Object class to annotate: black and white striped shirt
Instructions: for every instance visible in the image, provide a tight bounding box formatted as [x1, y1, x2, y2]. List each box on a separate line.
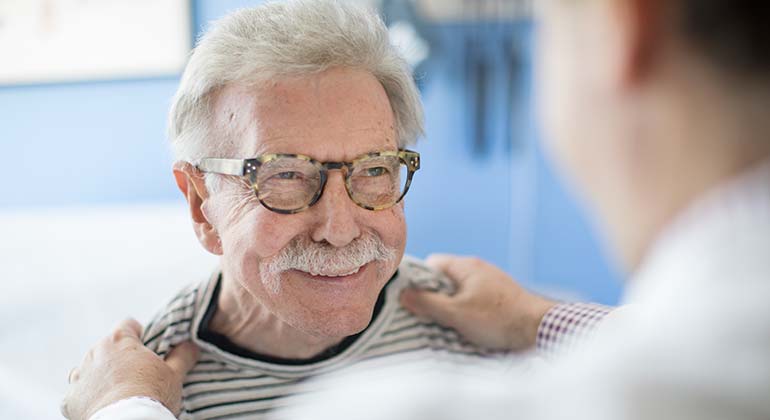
[142, 256, 498, 420]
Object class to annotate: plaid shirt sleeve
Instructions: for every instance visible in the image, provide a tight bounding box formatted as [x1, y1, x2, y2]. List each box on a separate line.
[536, 302, 614, 357]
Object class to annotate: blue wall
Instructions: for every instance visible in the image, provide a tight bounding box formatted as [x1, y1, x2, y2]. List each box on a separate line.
[0, 0, 622, 304]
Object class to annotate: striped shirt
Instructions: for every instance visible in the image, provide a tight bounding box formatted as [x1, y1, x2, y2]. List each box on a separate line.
[142, 256, 499, 420]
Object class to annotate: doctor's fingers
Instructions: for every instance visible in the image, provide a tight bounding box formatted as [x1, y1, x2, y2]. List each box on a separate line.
[424, 254, 485, 287]
[111, 318, 143, 342]
[399, 287, 461, 327]
[165, 341, 200, 378]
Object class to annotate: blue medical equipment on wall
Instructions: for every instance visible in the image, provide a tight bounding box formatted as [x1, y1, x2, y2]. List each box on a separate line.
[381, 0, 530, 156]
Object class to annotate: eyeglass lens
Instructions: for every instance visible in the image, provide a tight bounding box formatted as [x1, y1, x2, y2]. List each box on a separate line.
[254, 155, 408, 211]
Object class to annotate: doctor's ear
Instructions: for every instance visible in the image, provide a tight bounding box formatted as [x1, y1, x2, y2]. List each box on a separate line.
[614, 0, 664, 87]
[173, 162, 223, 256]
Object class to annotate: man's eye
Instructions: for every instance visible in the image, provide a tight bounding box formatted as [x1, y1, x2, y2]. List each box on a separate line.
[273, 171, 302, 180]
[364, 167, 387, 177]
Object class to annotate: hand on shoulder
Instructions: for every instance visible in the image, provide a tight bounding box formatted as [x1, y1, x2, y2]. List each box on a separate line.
[61, 319, 199, 420]
[400, 254, 556, 352]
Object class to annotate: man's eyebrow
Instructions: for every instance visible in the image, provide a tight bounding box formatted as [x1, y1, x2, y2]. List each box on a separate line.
[247, 131, 396, 157]
[246, 135, 300, 156]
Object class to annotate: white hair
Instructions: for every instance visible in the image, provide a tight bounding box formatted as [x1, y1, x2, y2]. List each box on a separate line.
[168, 0, 424, 170]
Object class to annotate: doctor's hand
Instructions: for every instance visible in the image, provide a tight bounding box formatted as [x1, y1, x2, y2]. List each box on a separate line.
[61, 318, 198, 420]
[400, 254, 557, 352]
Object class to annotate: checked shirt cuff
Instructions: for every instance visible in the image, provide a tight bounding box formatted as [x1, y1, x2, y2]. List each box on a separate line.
[536, 302, 613, 357]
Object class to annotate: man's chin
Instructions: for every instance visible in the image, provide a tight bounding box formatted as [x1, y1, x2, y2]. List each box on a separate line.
[293, 309, 375, 341]
[276, 258, 398, 339]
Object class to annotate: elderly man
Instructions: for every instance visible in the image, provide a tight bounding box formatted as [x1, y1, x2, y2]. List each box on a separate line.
[64, 0, 770, 419]
[61, 1, 509, 420]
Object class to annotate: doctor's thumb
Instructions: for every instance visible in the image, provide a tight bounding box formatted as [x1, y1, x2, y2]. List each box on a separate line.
[400, 288, 458, 328]
[165, 341, 199, 378]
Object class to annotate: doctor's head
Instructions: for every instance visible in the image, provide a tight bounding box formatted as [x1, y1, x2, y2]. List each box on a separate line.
[167, 1, 422, 341]
[535, 0, 770, 269]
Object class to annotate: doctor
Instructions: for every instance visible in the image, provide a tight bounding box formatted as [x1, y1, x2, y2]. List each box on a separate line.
[62, 0, 770, 418]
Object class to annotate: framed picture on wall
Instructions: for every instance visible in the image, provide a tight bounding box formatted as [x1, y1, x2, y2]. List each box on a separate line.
[0, 0, 192, 85]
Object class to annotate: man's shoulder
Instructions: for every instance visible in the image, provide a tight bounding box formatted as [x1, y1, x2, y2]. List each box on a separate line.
[141, 279, 209, 356]
[378, 256, 502, 358]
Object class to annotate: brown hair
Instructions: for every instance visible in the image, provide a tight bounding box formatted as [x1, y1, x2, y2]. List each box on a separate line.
[677, 1, 770, 75]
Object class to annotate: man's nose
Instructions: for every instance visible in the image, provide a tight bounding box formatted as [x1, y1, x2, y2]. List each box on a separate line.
[310, 170, 362, 247]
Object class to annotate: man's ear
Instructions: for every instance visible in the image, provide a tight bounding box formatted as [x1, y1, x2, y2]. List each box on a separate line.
[614, 0, 663, 86]
[173, 162, 223, 256]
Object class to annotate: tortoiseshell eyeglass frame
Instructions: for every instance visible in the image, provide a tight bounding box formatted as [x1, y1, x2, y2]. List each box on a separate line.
[196, 149, 420, 214]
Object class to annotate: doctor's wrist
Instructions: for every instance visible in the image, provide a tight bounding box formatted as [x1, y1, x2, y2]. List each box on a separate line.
[509, 294, 558, 352]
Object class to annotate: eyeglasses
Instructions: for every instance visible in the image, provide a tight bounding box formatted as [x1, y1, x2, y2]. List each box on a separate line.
[196, 149, 420, 214]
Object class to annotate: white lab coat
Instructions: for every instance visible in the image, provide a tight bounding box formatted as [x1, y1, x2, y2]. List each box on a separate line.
[90, 159, 770, 420]
[285, 158, 770, 420]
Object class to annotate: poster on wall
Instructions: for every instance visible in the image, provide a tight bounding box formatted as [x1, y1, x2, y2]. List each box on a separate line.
[0, 0, 191, 85]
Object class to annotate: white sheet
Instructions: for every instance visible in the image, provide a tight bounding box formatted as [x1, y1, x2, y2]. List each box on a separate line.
[0, 203, 218, 419]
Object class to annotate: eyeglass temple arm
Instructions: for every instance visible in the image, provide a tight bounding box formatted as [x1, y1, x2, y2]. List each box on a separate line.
[197, 158, 247, 176]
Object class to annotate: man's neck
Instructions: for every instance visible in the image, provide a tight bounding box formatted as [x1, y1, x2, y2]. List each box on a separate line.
[208, 275, 345, 360]
[618, 67, 770, 271]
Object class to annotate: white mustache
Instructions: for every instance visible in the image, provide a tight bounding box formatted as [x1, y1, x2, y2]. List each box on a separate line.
[260, 232, 397, 281]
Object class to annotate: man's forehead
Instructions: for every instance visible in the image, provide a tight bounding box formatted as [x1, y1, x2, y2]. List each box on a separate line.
[210, 69, 397, 159]
[247, 129, 398, 158]
[233, 120, 398, 161]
